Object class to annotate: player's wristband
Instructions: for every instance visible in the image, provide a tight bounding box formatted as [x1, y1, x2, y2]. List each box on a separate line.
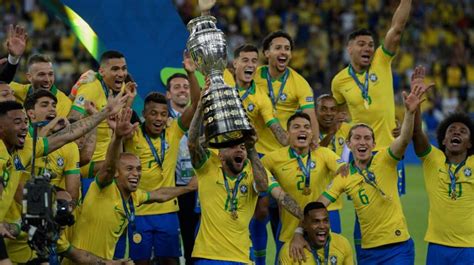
[294, 227, 304, 235]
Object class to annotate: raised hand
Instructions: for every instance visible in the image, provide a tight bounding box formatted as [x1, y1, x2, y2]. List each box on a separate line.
[244, 127, 258, 150]
[105, 91, 128, 116]
[114, 108, 138, 138]
[6, 24, 27, 57]
[124, 81, 138, 107]
[404, 66, 433, 113]
[183, 50, 197, 73]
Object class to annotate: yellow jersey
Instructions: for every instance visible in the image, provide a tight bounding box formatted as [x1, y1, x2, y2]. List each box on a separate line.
[320, 123, 351, 158]
[279, 232, 354, 265]
[70, 179, 150, 259]
[323, 148, 410, 248]
[192, 151, 279, 263]
[0, 136, 48, 221]
[419, 145, 474, 247]
[254, 66, 314, 127]
[27, 127, 80, 189]
[331, 46, 396, 150]
[224, 71, 285, 155]
[10, 82, 72, 118]
[124, 119, 186, 215]
[262, 147, 344, 242]
[72, 79, 110, 162]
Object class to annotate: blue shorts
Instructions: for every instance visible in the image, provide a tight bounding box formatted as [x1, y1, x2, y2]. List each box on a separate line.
[129, 213, 181, 260]
[359, 238, 414, 265]
[194, 258, 246, 265]
[427, 243, 474, 265]
[328, 210, 341, 233]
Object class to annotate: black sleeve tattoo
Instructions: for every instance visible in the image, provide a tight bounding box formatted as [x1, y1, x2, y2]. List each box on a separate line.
[248, 147, 268, 192]
[269, 123, 288, 146]
[188, 101, 208, 168]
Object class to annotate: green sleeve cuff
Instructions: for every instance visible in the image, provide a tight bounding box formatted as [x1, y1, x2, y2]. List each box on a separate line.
[42, 137, 49, 156]
[381, 44, 395, 57]
[146, 191, 151, 202]
[322, 191, 337, 203]
[416, 145, 432, 158]
[60, 244, 73, 255]
[64, 169, 80, 175]
[71, 105, 86, 115]
[300, 104, 314, 110]
[388, 148, 402, 161]
[267, 182, 280, 194]
[177, 116, 188, 132]
[194, 149, 210, 170]
[265, 118, 279, 127]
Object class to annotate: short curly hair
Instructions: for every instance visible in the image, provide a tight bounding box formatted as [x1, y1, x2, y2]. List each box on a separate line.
[436, 113, 474, 156]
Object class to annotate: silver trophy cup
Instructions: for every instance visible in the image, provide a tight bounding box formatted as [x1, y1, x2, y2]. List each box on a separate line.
[187, 16, 252, 148]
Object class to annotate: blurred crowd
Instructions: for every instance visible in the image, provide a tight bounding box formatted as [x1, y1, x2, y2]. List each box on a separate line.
[0, 0, 95, 94]
[175, 0, 474, 135]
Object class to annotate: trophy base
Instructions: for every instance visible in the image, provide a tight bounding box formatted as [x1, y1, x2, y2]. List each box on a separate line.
[207, 129, 252, 149]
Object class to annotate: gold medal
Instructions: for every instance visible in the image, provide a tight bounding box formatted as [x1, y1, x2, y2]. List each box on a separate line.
[364, 99, 369, 109]
[231, 210, 238, 220]
[302, 187, 311, 196]
[133, 233, 142, 244]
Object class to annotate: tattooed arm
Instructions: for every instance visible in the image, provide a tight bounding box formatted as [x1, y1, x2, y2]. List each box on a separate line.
[269, 123, 289, 146]
[47, 92, 127, 154]
[271, 187, 303, 219]
[78, 127, 97, 167]
[187, 94, 208, 168]
[248, 147, 268, 192]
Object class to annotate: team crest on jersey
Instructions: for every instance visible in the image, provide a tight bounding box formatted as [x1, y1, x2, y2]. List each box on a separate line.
[57, 157, 64, 167]
[464, 167, 472, 177]
[240, 184, 248, 194]
[310, 160, 316, 169]
[369, 73, 378, 82]
[280, 93, 287, 101]
[306, 96, 314, 102]
[338, 137, 344, 145]
[330, 255, 337, 265]
[247, 103, 255, 112]
[75, 95, 85, 105]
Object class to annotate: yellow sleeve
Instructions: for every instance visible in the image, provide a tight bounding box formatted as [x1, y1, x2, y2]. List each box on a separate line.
[9, 82, 29, 103]
[378, 45, 396, 66]
[64, 143, 80, 176]
[259, 94, 278, 127]
[296, 76, 314, 110]
[322, 176, 346, 203]
[72, 85, 94, 114]
[266, 169, 280, 193]
[323, 148, 345, 174]
[134, 188, 151, 206]
[56, 231, 72, 254]
[223, 68, 235, 87]
[331, 76, 345, 105]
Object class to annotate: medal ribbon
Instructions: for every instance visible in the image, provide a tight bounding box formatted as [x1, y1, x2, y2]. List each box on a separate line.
[353, 161, 388, 199]
[319, 133, 336, 152]
[237, 84, 253, 102]
[310, 235, 331, 265]
[120, 192, 136, 233]
[348, 64, 370, 103]
[141, 125, 166, 168]
[98, 76, 110, 99]
[222, 169, 246, 213]
[291, 148, 312, 190]
[266, 68, 290, 108]
[446, 159, 466, 198]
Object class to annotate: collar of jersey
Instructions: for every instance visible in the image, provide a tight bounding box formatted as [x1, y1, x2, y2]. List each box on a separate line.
[288, 147, 309, 159]
[260, 66, 287, 82]
[28, 84, 58, 96]
[237, 81, 256, 95]
[350, 155, 375, 175]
